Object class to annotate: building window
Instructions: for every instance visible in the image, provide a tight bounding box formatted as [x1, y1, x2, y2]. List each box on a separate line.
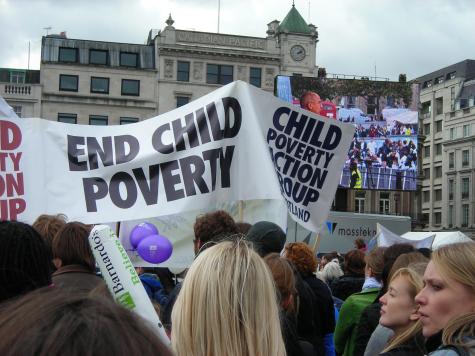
[250, 67, 262, 87]
[434, 166, 442, 178]
[90, 77, 109, 94]
[421, 101, 431, 118]
[354, 191, 365, 213]
[58, 113, 77, 124]
[121, 79, 140, 96]
[435, 97, 443, 115]
[447, 71, 456, 80]
[10, 70, 25, 84]
[120, 117, 139, 125]
[434, 212, 441, 225]
[450, 127, 456, 140]
[11, 105, 22, 117]
[120, 52, 138, 67]
[424, 167, 430, 179]
[448, 179, 454, 201]
[435, 76, 444, 85]
[177, 61, 190, 82]
[424, 146, 430, 158]
[89, 115, 108, 126]
[435, 120, 442, 132]
[424, 123, 430, 135]
[448, 205, 454, 227]
[449, 152, 455, 169]
[89, 49, 108, 65]
[434, 189, 442, 201]
[176, 96, 190, 108]
[379, 192, 390, 215]
[462, 149, 470, 167]
[422, 80, 432, 89]
[59, 74, 79, 92]
[462, 204, 469, 227]
[59, 47, 78, 63]
[462, 177, 470, 199]
[435, 143, 442, 156]
[450, 87, 456, 111]
[463, 124, 471, 137]
[206, 64, 233, 85]
[423, 190, 430, 203]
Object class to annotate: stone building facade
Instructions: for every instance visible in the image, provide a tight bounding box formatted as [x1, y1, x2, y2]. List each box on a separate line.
[416, 60, 475, 237]
[34, 5, 318, 124]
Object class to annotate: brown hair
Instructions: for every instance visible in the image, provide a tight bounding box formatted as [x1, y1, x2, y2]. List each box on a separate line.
[388, 251, 429, 282]
[193, 210, 238, 245]
[32, 214, 67, 252]
[264, 253, 297, 312]
[284, 242, 317, 274]
[354, 238, 366, 249]
[365, 247, 386, 281]
[52, 222, 95, 271]
[0, 287, 173, 356]
[344, 249, 366, 275]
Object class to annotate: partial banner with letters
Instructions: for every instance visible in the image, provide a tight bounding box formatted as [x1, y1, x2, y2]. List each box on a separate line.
[0, 81, 354, 233]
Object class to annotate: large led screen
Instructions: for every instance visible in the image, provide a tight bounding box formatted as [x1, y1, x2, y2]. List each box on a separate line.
[275, 75, 419, 191]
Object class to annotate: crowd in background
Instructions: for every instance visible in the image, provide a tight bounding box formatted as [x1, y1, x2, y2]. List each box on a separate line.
[348, 136, 417, 171]
[0, 212, 474, 356]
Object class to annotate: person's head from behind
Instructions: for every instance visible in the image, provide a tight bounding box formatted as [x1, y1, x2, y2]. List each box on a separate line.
[264, 253, 296, 313]
[321, 259, 344, 285]
[193, 210, 238, 254]
[52, 222, 95, 271]
[0, 221, 52, 303]
[380, 266, 425, 334]
[364, 247, 386, 282]
[171, 240, 285, 356]
[415, 242, 475, 338]
[343, 249, 366, 276]
[246, 221, 286, 257]
[283, 242, 317, 276]
[354, 238, 366, 250]
[32, 214, 67, 254]
[0, 288, 172, 356]
[381, 243, 416, 292]
[300, 91, 322, 115]
[388, 251, 429, 283]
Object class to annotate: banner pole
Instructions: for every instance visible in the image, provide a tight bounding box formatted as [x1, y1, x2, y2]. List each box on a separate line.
[312, 233, 321, 254]
[238, 200, 244, 222]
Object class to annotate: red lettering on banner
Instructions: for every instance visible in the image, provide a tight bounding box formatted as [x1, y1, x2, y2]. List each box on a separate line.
[0, 120, 26, 220]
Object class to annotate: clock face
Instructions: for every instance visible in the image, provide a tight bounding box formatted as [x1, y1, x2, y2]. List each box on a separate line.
[290, 45, 306, 61]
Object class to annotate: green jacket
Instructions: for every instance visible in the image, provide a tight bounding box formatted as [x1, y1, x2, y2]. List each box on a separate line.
[334, 287, 380, 356]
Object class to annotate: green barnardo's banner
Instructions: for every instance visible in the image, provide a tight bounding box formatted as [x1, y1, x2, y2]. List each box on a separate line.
[0, 81, 354, 232]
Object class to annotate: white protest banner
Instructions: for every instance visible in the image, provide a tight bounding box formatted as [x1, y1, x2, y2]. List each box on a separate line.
[89, 224, 170, 343]
[0, 81, 354, 233]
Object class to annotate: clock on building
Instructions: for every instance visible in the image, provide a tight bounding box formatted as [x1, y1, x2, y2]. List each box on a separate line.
[290, 45, 306, 61]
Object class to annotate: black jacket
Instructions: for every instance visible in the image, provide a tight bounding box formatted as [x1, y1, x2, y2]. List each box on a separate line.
[330, 273, 365, 301]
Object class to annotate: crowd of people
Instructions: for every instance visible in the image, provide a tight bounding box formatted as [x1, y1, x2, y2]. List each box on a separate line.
[0, 213, 474, 356]
[347, 136, 417, 171]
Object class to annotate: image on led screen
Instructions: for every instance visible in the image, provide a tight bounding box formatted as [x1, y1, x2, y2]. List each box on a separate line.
[275, 75, 419, 191]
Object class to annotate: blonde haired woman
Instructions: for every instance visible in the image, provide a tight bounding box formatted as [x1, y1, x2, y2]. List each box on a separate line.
[415, 242, 475, 355]
[379, 266, 427, 355]
[171, 240, 286, 356]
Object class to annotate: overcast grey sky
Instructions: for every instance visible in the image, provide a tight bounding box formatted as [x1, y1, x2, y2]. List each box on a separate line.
[1, 0, 474, 80]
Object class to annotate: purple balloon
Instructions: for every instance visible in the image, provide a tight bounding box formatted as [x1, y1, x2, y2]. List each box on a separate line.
[137, 234, 173, 264]
[129, 222, 158, 248]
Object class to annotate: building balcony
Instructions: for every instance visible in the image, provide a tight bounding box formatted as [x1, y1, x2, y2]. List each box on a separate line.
[1, 83, 42, 101]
